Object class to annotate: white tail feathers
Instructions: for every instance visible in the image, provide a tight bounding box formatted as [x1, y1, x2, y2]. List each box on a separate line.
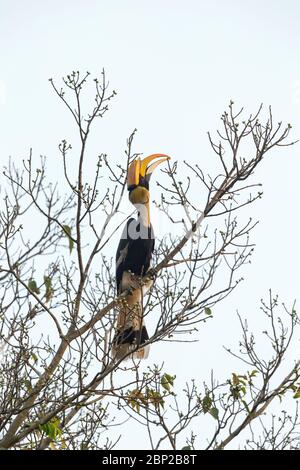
[113, 341, 150, 361]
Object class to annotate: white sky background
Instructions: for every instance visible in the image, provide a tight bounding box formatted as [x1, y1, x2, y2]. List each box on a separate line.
[0, 0, 300, 449]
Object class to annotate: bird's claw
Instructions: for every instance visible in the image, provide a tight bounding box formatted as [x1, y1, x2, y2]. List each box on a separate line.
[147, 268, 158, 280]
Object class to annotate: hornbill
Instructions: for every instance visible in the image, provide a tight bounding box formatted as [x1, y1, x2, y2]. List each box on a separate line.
[113, 154, 170, 360]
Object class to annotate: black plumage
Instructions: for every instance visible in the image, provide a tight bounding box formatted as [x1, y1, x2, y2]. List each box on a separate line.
[115, 217, 155, 294]
[113, 216, 154, 356]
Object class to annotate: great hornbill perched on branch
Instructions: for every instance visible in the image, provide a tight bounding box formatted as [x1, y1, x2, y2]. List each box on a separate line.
[113, 154, 170, 360]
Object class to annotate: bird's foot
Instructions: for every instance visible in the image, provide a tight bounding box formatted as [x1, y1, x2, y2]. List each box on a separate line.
[147, 268, 158, 280]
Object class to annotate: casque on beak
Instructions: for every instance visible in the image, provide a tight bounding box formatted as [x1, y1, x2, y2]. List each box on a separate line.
[127, 154, 170, 190]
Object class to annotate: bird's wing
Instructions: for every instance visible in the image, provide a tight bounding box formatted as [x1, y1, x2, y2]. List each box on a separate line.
[115, 217, 135, 293]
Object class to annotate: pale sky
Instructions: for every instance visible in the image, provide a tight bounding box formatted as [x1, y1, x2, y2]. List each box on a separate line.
[1, 0, 300, 449]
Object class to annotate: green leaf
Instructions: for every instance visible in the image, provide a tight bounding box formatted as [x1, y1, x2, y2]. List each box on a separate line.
[204, 307, 212, 315]
[293, 388, 300, 399]
[146, 389, 165, 409]
[39, 419, 62, 441]
[31, 353, 38, 363]
[232, 373, 239, 386]
[63, 225, 74, 253]
[127, 389, 148, 414]
[202, 394, 212, 413]
[44, 276, 54, 303]
[28, 279, 40, 295]
[238, 374, 247, 381]
[161, 373, 175, 392]
[209, 407, 219, 420]
[182, 446, 191, 450]
[242, 400, 250, 413]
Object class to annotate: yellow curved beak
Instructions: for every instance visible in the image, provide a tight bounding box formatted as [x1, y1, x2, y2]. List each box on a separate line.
[127, 154, 170, 188]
